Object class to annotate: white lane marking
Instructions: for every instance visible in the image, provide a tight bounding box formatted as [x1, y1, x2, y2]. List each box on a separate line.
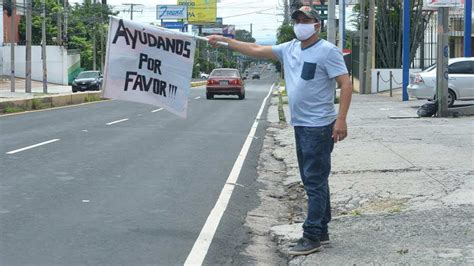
[106, 118, 129, 125]
[194, 96, 201, 100]
[6, 139, 61, 155]
[184, 83, 275, 265]
[151, 108, 164, 113]
[82, 200, 90, 203]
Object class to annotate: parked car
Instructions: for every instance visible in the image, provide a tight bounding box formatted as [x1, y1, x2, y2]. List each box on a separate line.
[408, 57, 474, 107]
[72, 71, 102, 93]
[206, 68, 245, 100]
[200, 72, 209, 79]
[251, 72, 260, 79]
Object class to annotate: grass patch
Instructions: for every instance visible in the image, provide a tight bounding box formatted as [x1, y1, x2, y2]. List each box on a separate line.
[388, 205, 404, 214]
[85, 94, 102, 102]
[335, 96, 340, 104]
[191, 81, 206, 87]
[278, 90, 286, 123]
[279, 78, 286, 87]
[4, 105, 25, 113]
[351, 209, 362, 216]
[31, 98, 47, 110]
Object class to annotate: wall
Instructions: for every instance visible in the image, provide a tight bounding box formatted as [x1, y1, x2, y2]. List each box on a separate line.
[2, 45, 81, 85]
[2, 10, 20, 44]
[371, 68, 422, 93]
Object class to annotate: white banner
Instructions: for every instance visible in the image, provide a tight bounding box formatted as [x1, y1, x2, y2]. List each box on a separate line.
[103, 17, 196, 118]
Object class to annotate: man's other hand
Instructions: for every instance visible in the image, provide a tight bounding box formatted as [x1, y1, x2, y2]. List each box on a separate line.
[332, 118, 348, 143]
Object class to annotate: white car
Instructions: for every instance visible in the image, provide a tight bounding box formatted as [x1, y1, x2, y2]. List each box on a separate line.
[408, 57, 474, 107]
[200, 72, 209, 79]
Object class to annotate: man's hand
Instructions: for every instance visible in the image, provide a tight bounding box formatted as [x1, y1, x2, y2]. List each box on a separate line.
[207, 35, 227, 48]
[332, 118, 347, 143]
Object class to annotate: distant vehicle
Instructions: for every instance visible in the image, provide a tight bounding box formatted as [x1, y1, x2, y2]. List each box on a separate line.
[200, 72, 210, 79]
[251, 72, 260, 79]
[206, 68, 245, 100]
[408, 57, 474, 107]
[72, 71, 102, 93]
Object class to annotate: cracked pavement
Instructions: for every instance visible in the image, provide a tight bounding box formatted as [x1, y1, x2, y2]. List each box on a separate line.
[244, 92, 473, 265]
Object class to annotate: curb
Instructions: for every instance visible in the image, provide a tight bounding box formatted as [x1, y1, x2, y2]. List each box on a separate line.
[0, 92, 102, 115]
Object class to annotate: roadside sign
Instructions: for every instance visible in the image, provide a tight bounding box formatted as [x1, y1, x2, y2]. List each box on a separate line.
[313, 5, 328, 11]
[156, 5, 188, 20]
[425, 0, 463, 7]
[201, 28, 223, 34]
[162, 21, 185, 30]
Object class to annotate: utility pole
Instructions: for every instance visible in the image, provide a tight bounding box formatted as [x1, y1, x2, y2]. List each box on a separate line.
[57, 0, 62, 45]
[436, 7, 449, 117]
[465, 0, 472, 57]
[93, 0, 97, 70]
[10, 0, 16, 92]
[122, 3, 143, 20]
[327, 0, 336, 44]
[64, 0, 68, 45]
[283, 0, 289, 24]
[101, 1, 105, 71]
[26, 0, 32, 93]
[365, 0, 375, 94]
[250, 23, 253, 38]
[358, 0, 366, 94]
[402, 0, 410, 101]
[338, 0, 345, 49]
[42, 0, 48, 93]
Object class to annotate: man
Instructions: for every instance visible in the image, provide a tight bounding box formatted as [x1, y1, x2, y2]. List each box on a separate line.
[208, 5, 352, 256]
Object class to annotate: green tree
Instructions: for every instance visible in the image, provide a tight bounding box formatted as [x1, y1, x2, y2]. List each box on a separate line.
[351, 0, 433, 68]
[235, 29, 255, 43]
[18, 0, 116, 70]
[274, 23, 295, 73]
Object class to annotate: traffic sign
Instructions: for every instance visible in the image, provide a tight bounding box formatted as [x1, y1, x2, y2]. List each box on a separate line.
[162, 21, 185, 30]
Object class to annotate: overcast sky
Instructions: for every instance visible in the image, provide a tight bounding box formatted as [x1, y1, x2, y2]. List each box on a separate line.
[70, 0, 283, 44]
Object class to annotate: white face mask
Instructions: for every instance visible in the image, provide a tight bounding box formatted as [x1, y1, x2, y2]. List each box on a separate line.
[293, 23, 317, 41]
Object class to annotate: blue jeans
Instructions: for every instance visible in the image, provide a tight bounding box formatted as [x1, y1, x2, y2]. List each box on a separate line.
[294, 123, 334, 241]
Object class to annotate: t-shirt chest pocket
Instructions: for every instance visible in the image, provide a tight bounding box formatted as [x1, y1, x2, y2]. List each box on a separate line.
[301, 62, 317, 81]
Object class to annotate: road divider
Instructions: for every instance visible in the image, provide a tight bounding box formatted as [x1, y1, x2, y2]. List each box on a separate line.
[191, 81, 206, 87]
[1, 81, 206, 116]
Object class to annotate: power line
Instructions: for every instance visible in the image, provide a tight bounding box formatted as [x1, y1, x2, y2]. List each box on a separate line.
[120, 3, 143, 20]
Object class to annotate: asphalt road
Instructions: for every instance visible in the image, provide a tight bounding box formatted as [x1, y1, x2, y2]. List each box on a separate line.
[0, 69, 278, 265]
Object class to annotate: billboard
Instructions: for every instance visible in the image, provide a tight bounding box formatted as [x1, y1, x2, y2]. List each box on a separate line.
[223, 25, 235, 39]
[156, 5, 188, 20]
[178, 0, 217, 24]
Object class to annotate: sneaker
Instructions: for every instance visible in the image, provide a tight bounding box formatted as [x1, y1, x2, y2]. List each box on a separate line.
[288, 237, 322, 256]
[320, 232, 330, 245]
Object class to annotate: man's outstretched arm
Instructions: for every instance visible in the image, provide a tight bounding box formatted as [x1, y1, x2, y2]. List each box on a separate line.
[207, 35, 277, 61]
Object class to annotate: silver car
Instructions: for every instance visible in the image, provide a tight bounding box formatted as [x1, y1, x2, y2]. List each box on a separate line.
[408, 57, 474, 107]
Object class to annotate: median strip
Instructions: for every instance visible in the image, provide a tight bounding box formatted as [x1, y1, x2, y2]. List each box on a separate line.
[6, 139, 61, 155]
